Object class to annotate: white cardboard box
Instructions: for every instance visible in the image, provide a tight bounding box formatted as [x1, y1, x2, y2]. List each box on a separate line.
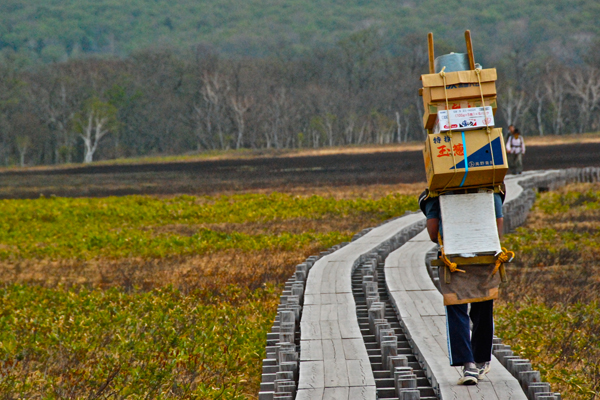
[434, 106, 494, 133]
[439, 192, 501, 256]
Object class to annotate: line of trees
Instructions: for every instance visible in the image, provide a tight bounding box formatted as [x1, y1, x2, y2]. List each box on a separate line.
[0, 29, 599, 166]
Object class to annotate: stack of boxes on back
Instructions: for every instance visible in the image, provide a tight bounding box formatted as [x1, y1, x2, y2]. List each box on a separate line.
[420, 68, 509, 191]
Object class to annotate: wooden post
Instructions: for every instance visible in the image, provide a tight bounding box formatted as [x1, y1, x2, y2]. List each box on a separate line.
[389, 355, 409, 374]
[366, 295, 380, 309]
[400, 390, 421, 400]
[381, 337, 398, 369]
[519, 370, 541, 392]
[396, 376, 417, 397]
[375, 322, 392, 345]
[465, 30, 475, 70]
[428, 32, 435, 74]
[528, 382, 551, 399]
[379, 328, 395, 347]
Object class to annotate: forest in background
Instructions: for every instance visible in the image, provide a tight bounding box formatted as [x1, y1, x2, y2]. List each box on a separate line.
[0, 0, 600, 165]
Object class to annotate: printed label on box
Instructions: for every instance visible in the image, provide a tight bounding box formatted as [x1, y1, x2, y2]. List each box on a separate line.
[434, 106, 494, 133]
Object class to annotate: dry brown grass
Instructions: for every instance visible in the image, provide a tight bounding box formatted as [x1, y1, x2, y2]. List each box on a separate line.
[0, 248, 321, 293]
[0, 184, 415, 292]
[501, 184, 600, 304]
[497, 182, 600, 398]
[0, 213, 394, 292]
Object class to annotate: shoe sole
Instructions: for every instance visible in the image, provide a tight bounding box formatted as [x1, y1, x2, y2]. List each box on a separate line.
[457, 376, 478, 385]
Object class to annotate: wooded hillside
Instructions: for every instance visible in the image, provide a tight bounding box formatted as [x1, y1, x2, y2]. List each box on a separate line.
[2, 0, 599, 62]
[0, 1, 599, 166]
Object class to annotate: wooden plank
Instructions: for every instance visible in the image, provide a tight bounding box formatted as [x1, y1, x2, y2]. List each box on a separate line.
[320, 262, 338, 294]
[336, 303, 356, 321]
[323, 359, 349, 387]
[348, 386, 377, 400]
[396, 262, 422, 291]
[300, 340, 323, 361]
[320, 293, 337, 305]
[296, 388, 324, 400]
[301, 321, 322, 340]
[407, 290, 442, 316]
[408, 245, 440, 291]
[335, 261, 352, 293]
[320, 304, 338, 321]
[346, 359, 376, 387]
[388, 290, 420, 319]
[385, 267, 408, 292]
[338, 319, 363, 339]
[304, 294, 321, 305]
[342, 338, 369, 360]
[305, 263, 325, 295]
[422, 315, 449, 357]
[302, 305, 321, 322]
[323, 387, 348, 400]
[298, 361, 325, 389]
[320, 320, 342, 340]
[487, 357, 528, 399]
[322, 339, 345, 360]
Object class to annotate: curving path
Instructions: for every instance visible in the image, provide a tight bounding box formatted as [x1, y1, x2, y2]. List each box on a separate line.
[259, 167, 600, 400]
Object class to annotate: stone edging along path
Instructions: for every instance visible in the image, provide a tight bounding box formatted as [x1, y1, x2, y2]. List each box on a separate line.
[258, 167, 600, 400]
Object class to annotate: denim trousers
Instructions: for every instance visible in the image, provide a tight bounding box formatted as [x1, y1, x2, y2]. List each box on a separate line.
[445, 300, 494, 366]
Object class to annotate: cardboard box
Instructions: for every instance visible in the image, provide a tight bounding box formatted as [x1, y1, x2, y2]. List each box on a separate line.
[420, 68, 497, 102]
[433, 106, 495, 133]
[423, 97, 497, 129]
[423, 128, 508, 192]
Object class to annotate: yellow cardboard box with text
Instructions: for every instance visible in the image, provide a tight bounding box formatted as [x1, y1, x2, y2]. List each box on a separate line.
[420, 68, 497, 103]
[423, 128, 508, 192]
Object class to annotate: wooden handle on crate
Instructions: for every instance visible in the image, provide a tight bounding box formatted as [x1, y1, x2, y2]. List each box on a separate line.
[465, 30, 475, 70]
[428, 32, 435, 74]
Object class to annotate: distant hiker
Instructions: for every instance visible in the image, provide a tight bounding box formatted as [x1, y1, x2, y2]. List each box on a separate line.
[506, 127, 526, 175]
[419, 188, 505, 385]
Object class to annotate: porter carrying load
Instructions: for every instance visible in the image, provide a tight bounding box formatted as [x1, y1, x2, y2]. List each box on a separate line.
[418, 30, 516, 385]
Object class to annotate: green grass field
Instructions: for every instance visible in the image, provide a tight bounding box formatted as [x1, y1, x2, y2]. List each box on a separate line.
[0, 182, 598, 398]
[0, 186, 418, 398]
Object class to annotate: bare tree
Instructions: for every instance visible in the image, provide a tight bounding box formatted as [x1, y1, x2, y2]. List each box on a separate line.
[544, 71, 567, 135]
[343, 114, 357, 145]
[565, 67, 600, 133]
[29, 80, 77, 163]
[15, 135, 30, 167]
[201, 73, 230, 149]
[534, 84, 546, 136]
[267, 87, 291, 149]
[75, 98, 117, 163]
[229, 94, 253, 150]
[500, 86, 531, 127]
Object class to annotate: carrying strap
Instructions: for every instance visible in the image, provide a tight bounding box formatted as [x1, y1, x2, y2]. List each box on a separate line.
[475, 68, 497, 188]
[439, 67, 458, 192]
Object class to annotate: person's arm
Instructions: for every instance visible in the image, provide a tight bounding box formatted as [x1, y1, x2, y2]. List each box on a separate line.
[427, 218, 439, 243]
[496, 217, 503, 240]
[521, 138, 526, 155]
[506, 137, 512, 153]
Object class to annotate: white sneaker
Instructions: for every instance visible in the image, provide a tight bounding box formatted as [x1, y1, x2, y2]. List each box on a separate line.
[476, 361, 491, 379]
[457, 362, 479, 385]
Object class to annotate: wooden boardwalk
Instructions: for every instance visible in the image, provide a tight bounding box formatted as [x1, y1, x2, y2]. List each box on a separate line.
[296, 213, 426, 399]
[385, 230, 526, 399]
[260, 167, 600, 400]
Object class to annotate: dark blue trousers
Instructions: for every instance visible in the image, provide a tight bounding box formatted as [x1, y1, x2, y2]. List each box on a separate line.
[445, 300, 494, 366]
